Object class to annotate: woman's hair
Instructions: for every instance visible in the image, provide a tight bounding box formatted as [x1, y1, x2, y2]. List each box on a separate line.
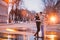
[36, 13, 38, 15]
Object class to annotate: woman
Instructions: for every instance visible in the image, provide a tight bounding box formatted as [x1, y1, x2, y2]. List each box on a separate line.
[34, 13, 41, 37]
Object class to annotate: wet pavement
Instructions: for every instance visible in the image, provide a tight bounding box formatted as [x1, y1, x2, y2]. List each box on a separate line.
[0, 23, 60, 40]
[33, 31, 60, 40]
[44, 32, 60, 40]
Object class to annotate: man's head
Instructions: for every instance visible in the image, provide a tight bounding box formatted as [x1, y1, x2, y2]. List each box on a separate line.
[40, 12, 42, 14]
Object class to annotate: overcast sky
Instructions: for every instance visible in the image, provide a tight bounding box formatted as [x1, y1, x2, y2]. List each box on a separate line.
[21, 0, 45, 12]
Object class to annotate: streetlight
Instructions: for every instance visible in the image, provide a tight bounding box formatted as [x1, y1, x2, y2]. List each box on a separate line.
[50, 16, 56, 23]
[49, 15, 58, 24]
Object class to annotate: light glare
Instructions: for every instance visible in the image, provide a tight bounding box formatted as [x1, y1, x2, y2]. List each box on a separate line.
[6, 28, 16, 32]
[50, 16, 56, 23]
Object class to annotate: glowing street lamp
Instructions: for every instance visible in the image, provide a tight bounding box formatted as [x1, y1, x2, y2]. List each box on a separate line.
[49, 16, 57, 24]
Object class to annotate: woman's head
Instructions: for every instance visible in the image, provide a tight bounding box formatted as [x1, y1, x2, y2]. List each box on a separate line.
[35, 13, 39, 16]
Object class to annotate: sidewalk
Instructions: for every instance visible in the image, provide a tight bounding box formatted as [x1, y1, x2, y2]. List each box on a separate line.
[0, 23, 14, 26]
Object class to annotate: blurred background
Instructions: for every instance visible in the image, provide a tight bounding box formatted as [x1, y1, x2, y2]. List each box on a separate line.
[0, 0, 60, 40]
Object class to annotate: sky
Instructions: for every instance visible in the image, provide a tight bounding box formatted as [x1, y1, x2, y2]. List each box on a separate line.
[8, 0, 57, 13]
[8, 0, 45, 13]
[21, 0, 45, 12]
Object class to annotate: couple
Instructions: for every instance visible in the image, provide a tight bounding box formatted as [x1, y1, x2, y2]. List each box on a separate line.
[34, 12, 43, 37]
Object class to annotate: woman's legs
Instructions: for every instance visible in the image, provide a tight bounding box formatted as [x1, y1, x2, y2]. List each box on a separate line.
[34, 22, 41, 36]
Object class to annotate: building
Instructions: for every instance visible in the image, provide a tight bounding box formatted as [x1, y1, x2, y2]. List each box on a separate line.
[0, 1, 8, 23]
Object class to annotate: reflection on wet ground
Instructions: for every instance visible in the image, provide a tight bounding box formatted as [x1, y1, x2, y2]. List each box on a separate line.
[45, 36, 58, 40]
[0, 29, 60, 40]
[34, 36, 58, 40]
[34, 37, 58, 40]
[44, 31, 60, 40]
[34, 31, 59, 40]
[0, 32, 59, 40]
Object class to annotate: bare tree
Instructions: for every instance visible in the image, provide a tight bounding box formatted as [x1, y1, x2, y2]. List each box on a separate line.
[43, 0, 58, 14]
[9, 0, 22, 23]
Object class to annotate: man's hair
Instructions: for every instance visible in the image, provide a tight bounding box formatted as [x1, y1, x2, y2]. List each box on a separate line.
[40, 12, 42, 14]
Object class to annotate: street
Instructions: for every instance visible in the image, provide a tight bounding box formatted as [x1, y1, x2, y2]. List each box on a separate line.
[0, 22, 60, 40]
